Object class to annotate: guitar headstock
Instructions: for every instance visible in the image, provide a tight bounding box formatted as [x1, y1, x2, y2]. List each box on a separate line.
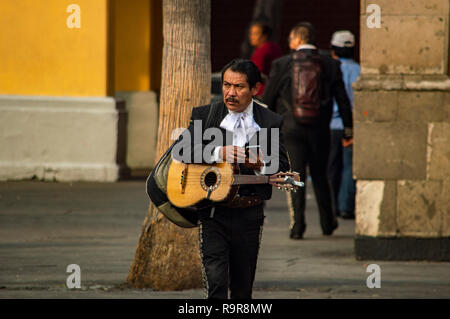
[269, 171, 304, 191]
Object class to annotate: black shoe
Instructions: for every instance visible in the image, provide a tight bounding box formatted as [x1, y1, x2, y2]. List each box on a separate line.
[290, 224, 306, 240]
[323, 220, 338, 236]
[341, 211, 355, 220]
[290, 232, 303, 240]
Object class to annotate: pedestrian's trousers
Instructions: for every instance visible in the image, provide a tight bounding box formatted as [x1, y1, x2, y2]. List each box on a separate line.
[283, 124, 336, 234]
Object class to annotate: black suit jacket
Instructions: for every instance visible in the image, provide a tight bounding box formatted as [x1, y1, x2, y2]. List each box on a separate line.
[174, 100, 290, 201]
[262, 49, 353, 136]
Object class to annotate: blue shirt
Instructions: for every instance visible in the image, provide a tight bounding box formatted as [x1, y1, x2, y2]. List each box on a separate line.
[330, 58, 361, 130]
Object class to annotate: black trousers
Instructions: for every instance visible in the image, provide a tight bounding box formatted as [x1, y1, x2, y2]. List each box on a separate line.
[283, 123, 337, 234]
[328, 129, 344, 215]
[198, 205, 264, 299]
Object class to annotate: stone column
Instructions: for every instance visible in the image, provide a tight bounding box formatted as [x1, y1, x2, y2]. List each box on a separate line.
[354, 0, 449, 260]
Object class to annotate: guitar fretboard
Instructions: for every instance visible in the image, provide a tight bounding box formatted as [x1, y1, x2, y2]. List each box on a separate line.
[232, 175, 269, 185]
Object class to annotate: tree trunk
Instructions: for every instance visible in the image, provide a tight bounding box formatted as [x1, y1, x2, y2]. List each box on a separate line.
[127, 0, 211, 290]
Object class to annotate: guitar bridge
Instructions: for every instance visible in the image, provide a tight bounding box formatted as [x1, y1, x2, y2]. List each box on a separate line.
[180, 164, 188, 194]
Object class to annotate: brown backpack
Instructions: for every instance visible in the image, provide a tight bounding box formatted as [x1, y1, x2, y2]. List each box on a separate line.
[291, 50, 322, 125]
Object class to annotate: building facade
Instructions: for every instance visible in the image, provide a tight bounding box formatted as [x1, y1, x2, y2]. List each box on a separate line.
[0, 0, 162, 181]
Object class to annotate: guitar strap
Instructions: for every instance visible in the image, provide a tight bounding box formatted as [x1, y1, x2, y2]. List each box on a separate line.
[204, 101, 223, 130]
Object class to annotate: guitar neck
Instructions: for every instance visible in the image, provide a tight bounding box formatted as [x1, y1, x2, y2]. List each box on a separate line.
[232, 175, 269, 185]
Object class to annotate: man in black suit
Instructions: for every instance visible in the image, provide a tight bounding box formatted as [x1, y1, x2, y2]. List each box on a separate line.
[176, 59, 289, 299]
[263, 22, 353, 239]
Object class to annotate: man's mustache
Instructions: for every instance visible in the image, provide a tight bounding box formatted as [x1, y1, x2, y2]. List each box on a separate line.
[226, 97, 239, 103]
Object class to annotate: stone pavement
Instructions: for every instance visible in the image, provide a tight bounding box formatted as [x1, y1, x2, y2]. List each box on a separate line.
[0, 181, 449, 299]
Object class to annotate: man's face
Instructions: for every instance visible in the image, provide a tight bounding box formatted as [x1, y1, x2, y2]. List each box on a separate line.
[288, 31, 301, 50]
[222, 69, 259, 113]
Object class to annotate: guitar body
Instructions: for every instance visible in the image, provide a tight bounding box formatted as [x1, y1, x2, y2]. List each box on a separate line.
[167, 161, 239, 208]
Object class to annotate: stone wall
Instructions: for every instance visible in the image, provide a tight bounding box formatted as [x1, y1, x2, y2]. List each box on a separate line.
[0, 96, 127, 182]
[115, 91, 159, 176]
[353, 0, 449, 260]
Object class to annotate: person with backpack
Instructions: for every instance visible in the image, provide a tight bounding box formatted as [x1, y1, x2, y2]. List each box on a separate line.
[262, 22, 353, 239]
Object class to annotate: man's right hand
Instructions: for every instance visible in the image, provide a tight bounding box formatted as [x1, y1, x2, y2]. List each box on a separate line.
[219, 145, 246, 163]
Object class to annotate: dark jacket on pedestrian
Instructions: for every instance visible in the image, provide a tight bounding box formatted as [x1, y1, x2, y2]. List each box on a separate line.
[262, 49, 353, 137]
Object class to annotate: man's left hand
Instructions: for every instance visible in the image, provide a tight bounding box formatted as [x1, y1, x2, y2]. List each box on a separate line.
[245, 148, 264, 171]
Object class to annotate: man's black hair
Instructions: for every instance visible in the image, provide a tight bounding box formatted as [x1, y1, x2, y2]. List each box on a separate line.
[331, 45, 354, 58]
[291, 21, 316, 45]
[221, 59, 262, 89]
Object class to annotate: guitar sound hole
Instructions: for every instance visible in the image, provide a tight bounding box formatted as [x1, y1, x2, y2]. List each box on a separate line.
[204, 172, 217, 187]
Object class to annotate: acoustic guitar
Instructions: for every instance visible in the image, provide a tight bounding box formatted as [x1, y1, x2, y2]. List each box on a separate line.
[167, 160, 304, 209]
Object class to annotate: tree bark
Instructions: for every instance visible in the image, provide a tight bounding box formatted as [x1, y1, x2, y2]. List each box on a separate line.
[127, 0, 211, 290]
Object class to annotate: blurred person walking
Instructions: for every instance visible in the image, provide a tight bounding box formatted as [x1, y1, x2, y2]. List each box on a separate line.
[327, 30, 360, 220]
[249, 21, 282, 97]
[263, 22, 353, 239]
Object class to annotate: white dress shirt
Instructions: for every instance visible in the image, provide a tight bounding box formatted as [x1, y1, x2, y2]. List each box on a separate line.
[220, 100, 260, 146]
[296, 44, 317, 51]
[212, 100, 267, 174]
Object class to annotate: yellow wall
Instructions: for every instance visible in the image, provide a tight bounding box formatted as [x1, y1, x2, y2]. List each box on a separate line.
[0, 0, 112, 97]
[0, 0, 163, 96]
[114, 0, 162, 92]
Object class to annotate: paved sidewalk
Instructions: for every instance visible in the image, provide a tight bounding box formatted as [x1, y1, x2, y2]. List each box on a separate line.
[0, 181, 449, 299]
